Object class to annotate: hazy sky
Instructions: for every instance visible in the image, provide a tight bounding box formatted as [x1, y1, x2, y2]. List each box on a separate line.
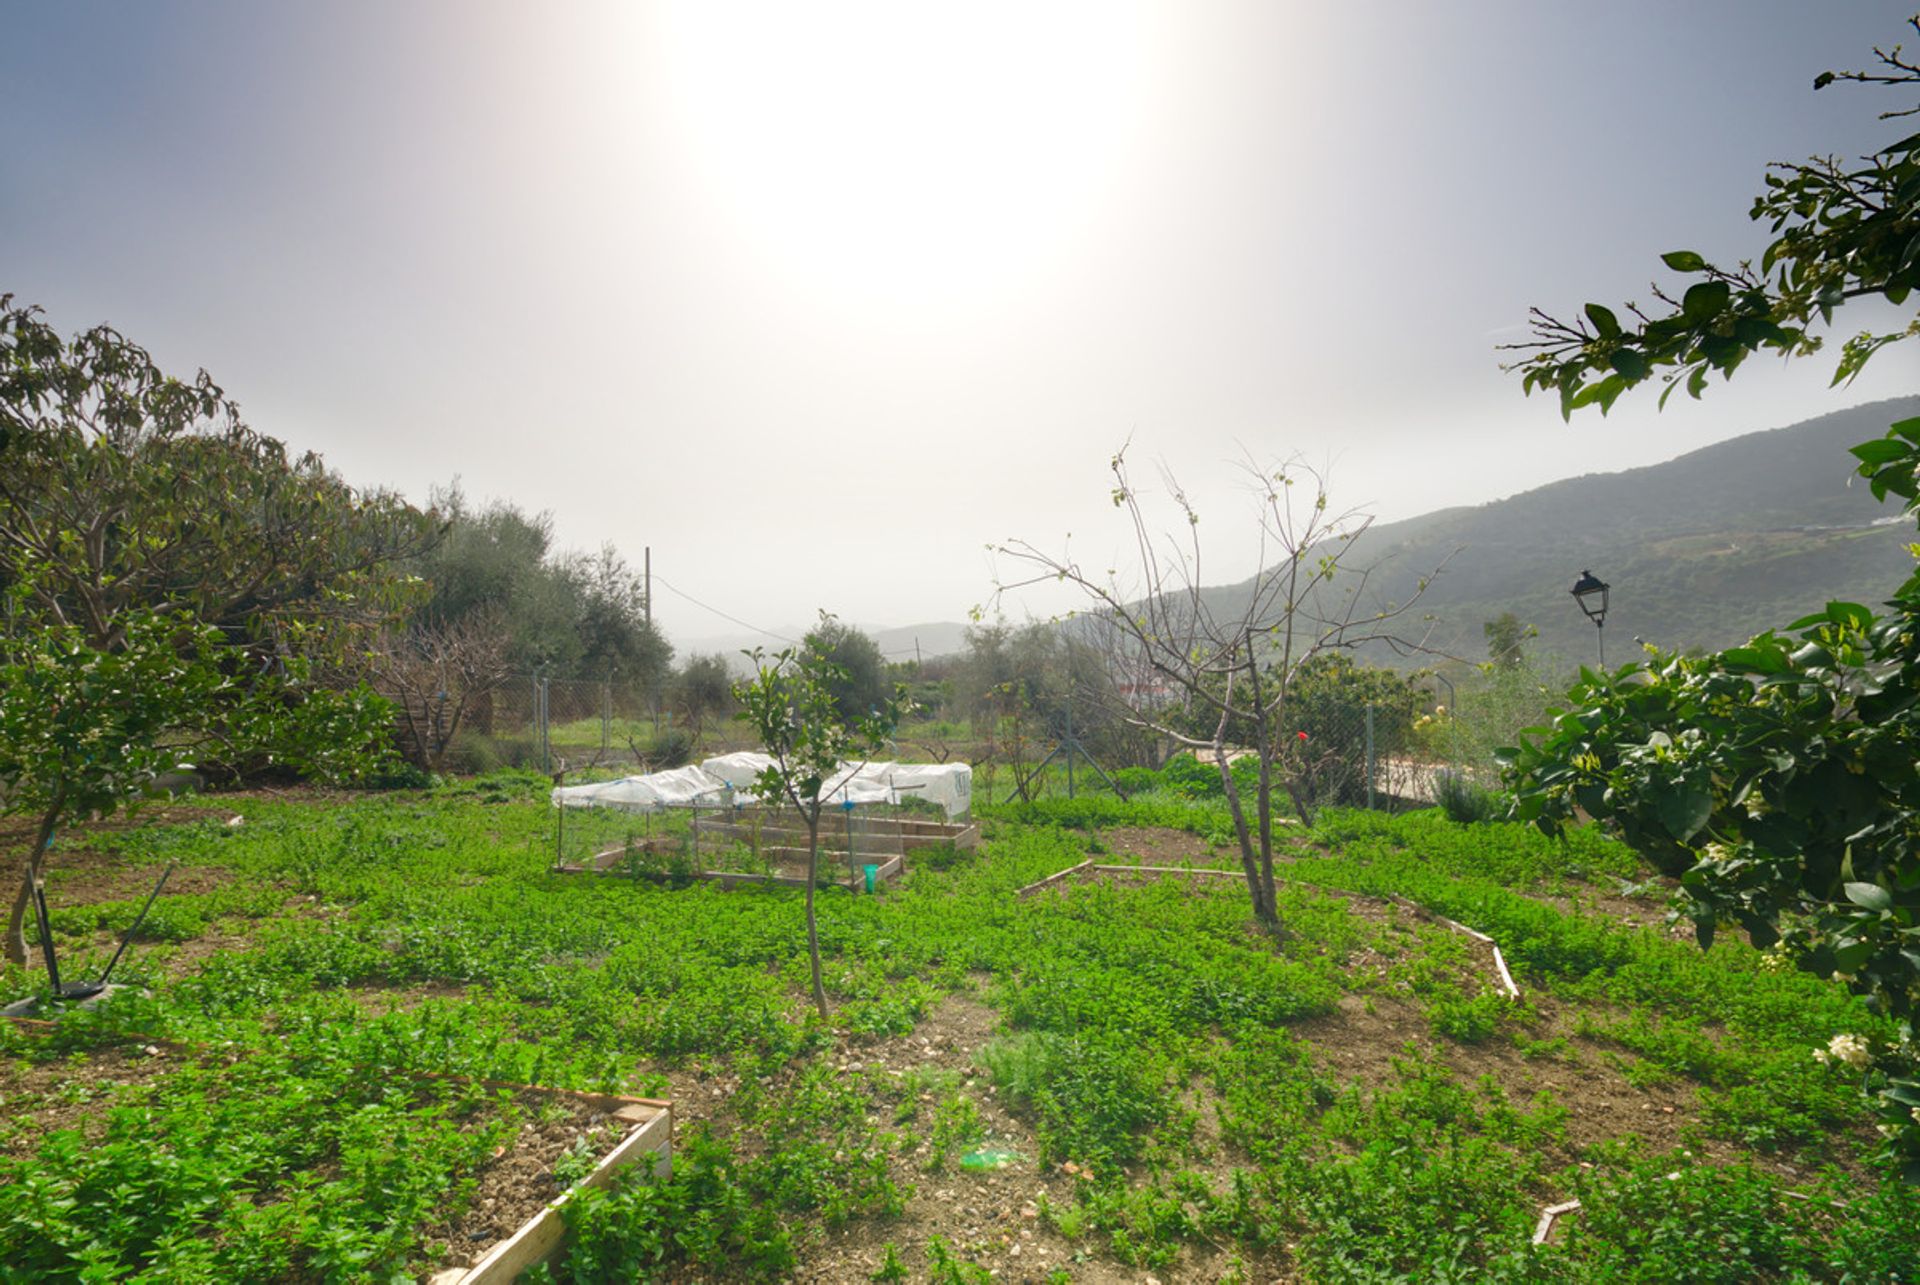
[5, 2, 1916, 652]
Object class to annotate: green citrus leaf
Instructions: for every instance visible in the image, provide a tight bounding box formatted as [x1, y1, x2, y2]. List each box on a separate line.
[1845, 881, 1893, 912]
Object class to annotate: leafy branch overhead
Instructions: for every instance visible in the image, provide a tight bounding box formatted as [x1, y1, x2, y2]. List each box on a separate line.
[1505, 18, 1920, 419]
[1500, 18, 1920, 1176]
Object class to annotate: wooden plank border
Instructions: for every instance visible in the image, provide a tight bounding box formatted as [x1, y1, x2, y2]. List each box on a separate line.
[431, 1105, 673, 1284]
[1014, 859, 1096, 898]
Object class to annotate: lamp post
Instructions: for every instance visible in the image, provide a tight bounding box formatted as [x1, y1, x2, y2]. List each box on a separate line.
[1570, 569, 1611, 667]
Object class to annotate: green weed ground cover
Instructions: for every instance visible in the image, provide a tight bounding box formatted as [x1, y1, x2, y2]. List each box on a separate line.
[1, 772, 1914, 1281]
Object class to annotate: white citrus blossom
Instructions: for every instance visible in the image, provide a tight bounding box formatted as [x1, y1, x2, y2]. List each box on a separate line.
[1814, 1033, 1872, 1069]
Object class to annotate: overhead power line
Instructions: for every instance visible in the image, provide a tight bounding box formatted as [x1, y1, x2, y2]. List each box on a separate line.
[650, 574, 799, 645]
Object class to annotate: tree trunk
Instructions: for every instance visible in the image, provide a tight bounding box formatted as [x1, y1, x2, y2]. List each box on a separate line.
[1215, 746, 1273, 923]
[4, 875, 29, 967]
[5, 787, 67, 968]
[804, 812, 829, 1019]
[1286, 776, 1315, 830]
[1254, 752, 1286, 943]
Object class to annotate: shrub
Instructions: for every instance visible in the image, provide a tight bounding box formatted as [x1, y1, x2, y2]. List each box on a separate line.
[1161, 752, 1258, 795]
[1110, 766, 1159, 798]
[647, 726, 695, 768]
[444, 731, 542, 774]
[1433, 769, 1501, 825]
[1160, 752, 1220, 798]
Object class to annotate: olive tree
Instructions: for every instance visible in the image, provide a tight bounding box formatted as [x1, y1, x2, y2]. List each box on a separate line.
[734, 626, 905, 1018]
[674, 653, 736, 749]
[1500, 19, 1920, 1172]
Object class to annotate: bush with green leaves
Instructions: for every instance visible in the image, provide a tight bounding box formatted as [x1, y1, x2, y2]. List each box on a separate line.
[1501, 16, 1920, 1173]
[1433, 768, 1502, 825]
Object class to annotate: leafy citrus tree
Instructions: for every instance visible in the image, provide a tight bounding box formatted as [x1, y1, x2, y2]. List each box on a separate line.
[734, 626, 906, 1018]
[1500, 19, 1920, 1173]
[0, 296, 433, 969]
[1, 590, 394, 968]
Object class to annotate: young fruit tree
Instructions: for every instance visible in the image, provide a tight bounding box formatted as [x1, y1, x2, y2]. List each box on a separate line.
[734, 622, 906, 1019]
[996, 448, 1445, 929]
[1500, 18, 1920, 1172]
[0, 297, 436, 969]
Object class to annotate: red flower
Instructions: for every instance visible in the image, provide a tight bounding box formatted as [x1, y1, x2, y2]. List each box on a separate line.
[1296, 731, 1309, 741]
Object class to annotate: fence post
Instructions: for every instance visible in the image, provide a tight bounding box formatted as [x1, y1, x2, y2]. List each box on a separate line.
[1364, 704, 1376, 811]
[601, 680, 612, 754]
[1065, 707, 1076, 800]
[539, 675, 552, 773]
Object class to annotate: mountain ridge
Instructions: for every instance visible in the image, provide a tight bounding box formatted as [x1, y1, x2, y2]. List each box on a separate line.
[671, 398, 1920, 674]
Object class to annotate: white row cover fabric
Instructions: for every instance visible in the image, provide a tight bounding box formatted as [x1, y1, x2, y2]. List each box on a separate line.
[551, 757, 973, 818]
[699, 751, 776, 792]
[865, 762, 972, 817]
[550, 764, 732, 812]
[824, 761, 972, 816]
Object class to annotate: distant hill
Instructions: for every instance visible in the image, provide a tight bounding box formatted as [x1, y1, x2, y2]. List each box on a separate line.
[671, 620, 972, 672]
[673, 400, 1920, 678]
[1218, 397, 1920, 671]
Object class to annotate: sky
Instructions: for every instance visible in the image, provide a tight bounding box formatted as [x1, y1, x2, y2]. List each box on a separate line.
[4, 1, 1917, 655]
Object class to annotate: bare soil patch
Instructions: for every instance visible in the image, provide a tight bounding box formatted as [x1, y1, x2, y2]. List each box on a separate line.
[1095, 824, 1222, 866]
[44, 862, 233, 907]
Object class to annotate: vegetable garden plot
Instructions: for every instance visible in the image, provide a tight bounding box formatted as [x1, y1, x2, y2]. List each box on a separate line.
[1017, 857, 1523, 1000]
[553, 803, 975, 891]
[8, 778, 1919, 1280]
[0, 1016, 670, 1283]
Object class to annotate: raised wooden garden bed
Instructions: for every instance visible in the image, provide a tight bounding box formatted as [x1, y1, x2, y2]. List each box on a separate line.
[427, 1090, 671, 1284]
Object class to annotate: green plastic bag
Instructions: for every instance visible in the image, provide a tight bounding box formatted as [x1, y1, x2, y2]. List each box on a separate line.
[958, 1147, 1021, 1172]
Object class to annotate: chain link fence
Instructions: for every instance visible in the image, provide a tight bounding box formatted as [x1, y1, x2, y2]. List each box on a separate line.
[458, 669, 1554, 813]
[448, 675, 686, 776]
[971, 697, 1509, 816]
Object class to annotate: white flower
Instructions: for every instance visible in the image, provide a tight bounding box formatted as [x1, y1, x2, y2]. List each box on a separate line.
[1824, 1033, 1872, 1069]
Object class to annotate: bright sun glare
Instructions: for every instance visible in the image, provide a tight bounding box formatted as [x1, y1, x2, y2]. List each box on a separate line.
[653, 1, 1153, 308]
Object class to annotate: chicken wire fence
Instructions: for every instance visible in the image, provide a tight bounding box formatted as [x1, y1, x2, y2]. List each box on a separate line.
[975, 701, 1474, 815]
[462, 677, 1516, 812]
[449, 675, 673, 775]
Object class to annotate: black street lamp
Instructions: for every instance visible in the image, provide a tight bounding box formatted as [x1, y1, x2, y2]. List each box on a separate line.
[1570, 569, 1611, 666]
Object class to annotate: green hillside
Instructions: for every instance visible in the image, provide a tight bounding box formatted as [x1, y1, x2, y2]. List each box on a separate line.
[1264, 397, 1920, 670]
